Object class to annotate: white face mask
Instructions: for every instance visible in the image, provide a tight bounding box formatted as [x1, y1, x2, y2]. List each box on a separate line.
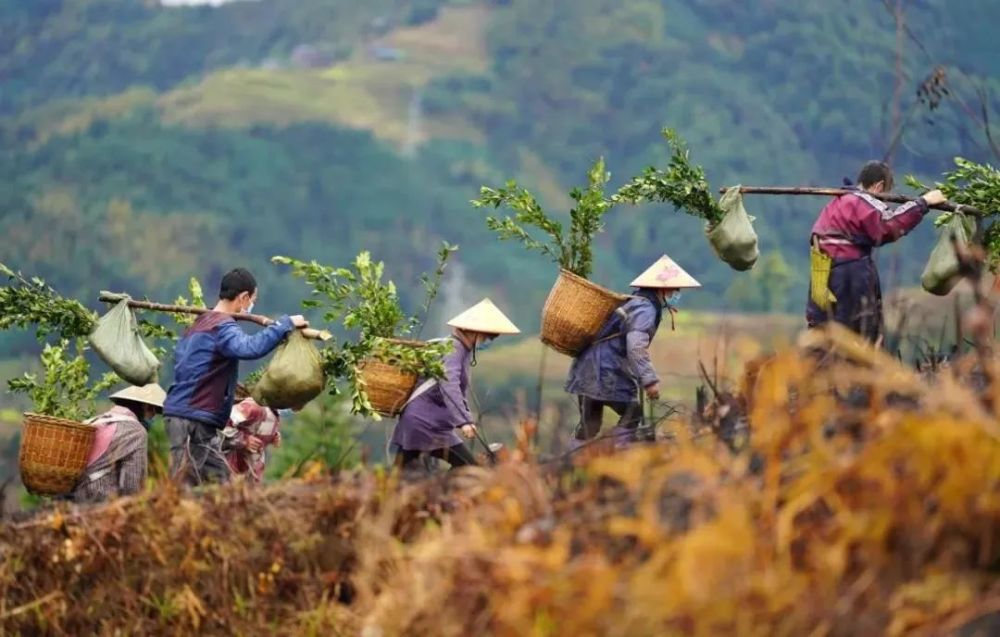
[244, 301, 255, 315]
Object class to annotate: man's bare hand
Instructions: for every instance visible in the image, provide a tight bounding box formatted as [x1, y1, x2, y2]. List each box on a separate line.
[923, 189, 947, 206]
[460, 424, 477, 440]
[290, 315, 309, 328]
[645, 383, 660, 400]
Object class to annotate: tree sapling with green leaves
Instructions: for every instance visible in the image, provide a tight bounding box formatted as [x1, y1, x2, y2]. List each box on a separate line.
[0, 263, 98, 341]
[272, 243, 457, 416]
[613, 128, 725, 225]
[615, 128, 759, 269]
[9, 339, 119, 422]
[474, 158, 613, 279]
[908, 157, 1000, 268]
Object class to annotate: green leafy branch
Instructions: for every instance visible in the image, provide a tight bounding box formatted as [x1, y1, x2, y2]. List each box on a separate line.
[171, 278, 206, 327]
[906, 157, 1000, 269]
[8, 339, 119, 421]
[612, 128, 725, 226]
[241, 366, 265, 391]
[273, 251, 410, 338]
[416, 241, 459, 339]
[273, 247, 456, 418]
[473, 157, 613, 279]
[0, 263, 97, 340]
[0, 262, 181, 358]
[907, 157, 1000, 222]
[477, 182, 566, 267]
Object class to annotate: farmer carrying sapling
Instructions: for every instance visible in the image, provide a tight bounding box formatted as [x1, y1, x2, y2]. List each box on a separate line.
[163, 268, 308, 486]
[566, 255, 701, 449]
[806, 161, 946, 344]
[72, 383, 165, 502]
[391, 299, 520, 471]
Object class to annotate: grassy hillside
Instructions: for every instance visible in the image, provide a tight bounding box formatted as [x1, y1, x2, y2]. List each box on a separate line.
[159, 5, 491, 148]
[4, 0, 998, 322]
[1, 0, 998, 380]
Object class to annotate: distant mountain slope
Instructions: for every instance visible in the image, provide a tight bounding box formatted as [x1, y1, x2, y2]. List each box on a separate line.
[1, 0, 998, 363]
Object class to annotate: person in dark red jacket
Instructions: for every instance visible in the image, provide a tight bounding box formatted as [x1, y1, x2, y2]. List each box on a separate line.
[806, 161, 945, 344]
[163, 268, 308, 486]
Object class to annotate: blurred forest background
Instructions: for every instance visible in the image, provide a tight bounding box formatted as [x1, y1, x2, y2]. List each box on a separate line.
[1, 0, 998, 485]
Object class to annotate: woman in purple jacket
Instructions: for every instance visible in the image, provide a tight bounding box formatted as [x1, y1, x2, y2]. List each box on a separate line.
[391, 298, 520, 470]
[566, 255, 701, 449]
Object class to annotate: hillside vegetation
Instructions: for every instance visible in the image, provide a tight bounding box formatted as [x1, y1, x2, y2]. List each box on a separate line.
[3, 1, 998, 333]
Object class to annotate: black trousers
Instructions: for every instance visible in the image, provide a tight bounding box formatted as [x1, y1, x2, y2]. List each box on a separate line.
[573, 396, 647, 441]
[396, 444, 478, 470]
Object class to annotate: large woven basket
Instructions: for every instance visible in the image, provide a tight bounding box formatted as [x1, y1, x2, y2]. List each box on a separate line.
[358, 339, 425, 417]
[540, 269, 629, 356]
[19, 413, 96, 495]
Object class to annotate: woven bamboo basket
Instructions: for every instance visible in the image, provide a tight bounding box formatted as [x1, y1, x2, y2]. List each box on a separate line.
[19, 413, 96, 495]
[540, 269, 629, 356]
[358, 339, 425, 417]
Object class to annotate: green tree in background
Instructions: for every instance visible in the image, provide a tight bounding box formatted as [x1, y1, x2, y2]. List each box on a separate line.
[0, 0, 998, 347]
[266, 393, 360, 479]
[725, 251, 796, 314]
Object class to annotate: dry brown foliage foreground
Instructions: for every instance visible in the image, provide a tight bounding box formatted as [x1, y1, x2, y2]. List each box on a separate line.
[3, 326, 1000, 636]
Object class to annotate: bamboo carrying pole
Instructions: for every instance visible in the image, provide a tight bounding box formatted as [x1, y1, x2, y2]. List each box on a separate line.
[98, 292, 332, 341]
[720, 186, 985, 216]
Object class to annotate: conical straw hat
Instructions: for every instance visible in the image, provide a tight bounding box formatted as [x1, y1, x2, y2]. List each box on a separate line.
[109, 383, 166, 410]
[630, 255, 701, 289]
[447, 298, 520, 335]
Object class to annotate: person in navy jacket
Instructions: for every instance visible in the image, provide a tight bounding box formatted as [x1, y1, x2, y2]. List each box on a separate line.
[163, 268, 308, 486]
[806, 161, 945, 344]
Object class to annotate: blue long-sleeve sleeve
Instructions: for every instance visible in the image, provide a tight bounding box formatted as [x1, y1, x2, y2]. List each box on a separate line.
[216, 316, 294, 360]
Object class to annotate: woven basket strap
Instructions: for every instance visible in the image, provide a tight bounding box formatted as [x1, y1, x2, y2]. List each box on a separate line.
[590, 306, 632, 345]
[88, 416, 143, 473]
[404, 379, 439, 407]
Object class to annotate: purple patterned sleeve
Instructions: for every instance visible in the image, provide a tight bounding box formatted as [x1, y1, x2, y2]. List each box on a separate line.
[438, 347, 473, 427]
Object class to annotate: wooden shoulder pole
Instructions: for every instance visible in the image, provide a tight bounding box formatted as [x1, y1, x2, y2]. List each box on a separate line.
[97, 292, 332, 341]
[720, 186, 983, 216]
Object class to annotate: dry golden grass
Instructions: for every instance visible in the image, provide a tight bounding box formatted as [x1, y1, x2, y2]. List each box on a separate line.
[4, 326, 1000, 635]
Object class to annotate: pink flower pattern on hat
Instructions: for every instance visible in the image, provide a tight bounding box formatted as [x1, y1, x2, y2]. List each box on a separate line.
[656, 264, 681, 282]
[630, 254, 701, 289]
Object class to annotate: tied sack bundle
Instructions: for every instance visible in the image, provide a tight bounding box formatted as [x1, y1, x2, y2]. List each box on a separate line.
[89, 298, 160, 386]
[707, 186, 760, 271]
[252, 330, 326, 409]
[921, 211, 974, 296]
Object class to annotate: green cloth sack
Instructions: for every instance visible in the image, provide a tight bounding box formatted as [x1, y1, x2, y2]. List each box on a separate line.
[252, 330, 326, 410]
[88, 298, 160, 386]
[921, 212, 973, 296]
[707, 186, 760, 271]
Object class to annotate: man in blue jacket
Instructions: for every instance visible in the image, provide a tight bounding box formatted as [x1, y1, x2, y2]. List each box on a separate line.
[565, 255, 700, 450]
[163, 268, 307, 486]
